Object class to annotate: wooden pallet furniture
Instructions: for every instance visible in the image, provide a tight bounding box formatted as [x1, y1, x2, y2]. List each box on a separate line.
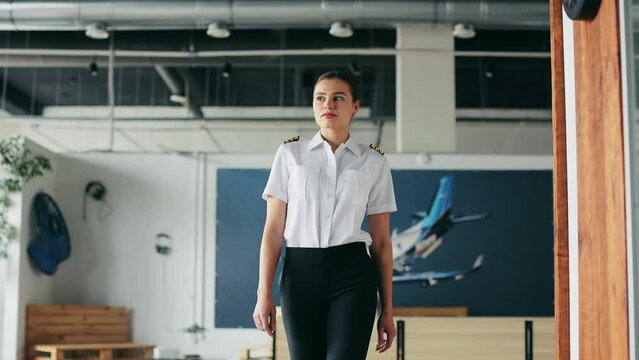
[34, 343, 154, 360]
[25, 304, 154, 360]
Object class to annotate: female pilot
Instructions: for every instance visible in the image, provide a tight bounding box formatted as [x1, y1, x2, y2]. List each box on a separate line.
[253, 70, 397, 360]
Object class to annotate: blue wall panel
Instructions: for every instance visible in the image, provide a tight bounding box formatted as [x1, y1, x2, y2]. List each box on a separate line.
[215, 169, 553, 328]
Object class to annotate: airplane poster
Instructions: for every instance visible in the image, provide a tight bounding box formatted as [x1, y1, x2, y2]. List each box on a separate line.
[215, 169, 553, 328]
[391, 175, 488, 287]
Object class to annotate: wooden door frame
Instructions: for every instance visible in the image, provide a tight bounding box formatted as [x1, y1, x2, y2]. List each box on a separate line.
[550, 0, 569, 358]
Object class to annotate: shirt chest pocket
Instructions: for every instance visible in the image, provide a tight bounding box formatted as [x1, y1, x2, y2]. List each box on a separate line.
[290, 165, 320, 201]
[340, 169, 367, 205]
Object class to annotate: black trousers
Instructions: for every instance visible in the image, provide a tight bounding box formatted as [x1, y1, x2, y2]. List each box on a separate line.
[279, 241, 378, 360]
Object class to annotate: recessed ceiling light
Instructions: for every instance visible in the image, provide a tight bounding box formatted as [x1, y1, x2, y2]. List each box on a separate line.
[329, 21, 353, 38]
[452, 23, 475, 39]
[207, 22, 231, 39]
[85, 23, 109, 40]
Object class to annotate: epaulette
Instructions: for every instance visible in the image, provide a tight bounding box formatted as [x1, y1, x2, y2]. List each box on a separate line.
[369, 144, 384, 155]
[284, 135, 300, 144]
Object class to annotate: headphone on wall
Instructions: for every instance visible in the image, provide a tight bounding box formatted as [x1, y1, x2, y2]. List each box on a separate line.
[85, 181, 106, 200]
[83, 181, 107, 221]
[155, 233, 172, 255]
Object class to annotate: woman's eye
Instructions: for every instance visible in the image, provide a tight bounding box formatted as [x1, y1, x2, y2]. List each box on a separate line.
[315, 96, 325, 101]
[334, 96, 343, 101]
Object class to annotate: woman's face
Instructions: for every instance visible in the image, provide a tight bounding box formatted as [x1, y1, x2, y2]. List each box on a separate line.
[312, 78, 360, 132]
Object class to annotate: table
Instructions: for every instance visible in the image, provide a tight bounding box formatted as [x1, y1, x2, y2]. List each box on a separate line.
[34, 343, 155, 360]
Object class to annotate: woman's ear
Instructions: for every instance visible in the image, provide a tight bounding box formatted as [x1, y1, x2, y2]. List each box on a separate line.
[353, 100, 360, 117]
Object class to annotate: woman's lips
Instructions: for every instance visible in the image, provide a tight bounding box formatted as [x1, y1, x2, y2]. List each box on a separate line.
[322, 113, 337, 118]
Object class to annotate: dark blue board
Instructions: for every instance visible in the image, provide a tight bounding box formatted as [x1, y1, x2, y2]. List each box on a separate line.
[215, 169, 553, 328]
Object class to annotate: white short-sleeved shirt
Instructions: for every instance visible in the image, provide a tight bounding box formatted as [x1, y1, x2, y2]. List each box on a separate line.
[262, 130, 397, 248]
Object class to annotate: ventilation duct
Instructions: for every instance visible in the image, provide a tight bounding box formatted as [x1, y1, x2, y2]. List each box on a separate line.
[0, 1, 549, 31]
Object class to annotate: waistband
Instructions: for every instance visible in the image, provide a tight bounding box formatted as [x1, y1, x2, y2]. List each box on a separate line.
[285, 241, 367, 262]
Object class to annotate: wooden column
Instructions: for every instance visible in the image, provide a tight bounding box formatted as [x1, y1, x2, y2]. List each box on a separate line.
[573, 0, 630, 358]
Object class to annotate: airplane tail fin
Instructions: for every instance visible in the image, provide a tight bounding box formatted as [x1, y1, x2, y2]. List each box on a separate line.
[426, 175, 454, 221]
[472, 254, 484, 269]
[452, 254, 484, 281]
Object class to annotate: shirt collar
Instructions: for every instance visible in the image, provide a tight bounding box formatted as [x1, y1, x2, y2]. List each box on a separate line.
[307, 130, 361, 157]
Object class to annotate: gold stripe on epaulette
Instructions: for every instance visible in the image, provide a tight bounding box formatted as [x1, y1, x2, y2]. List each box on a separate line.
[284, 135, 300, 144]
[369, 143, 384, 155]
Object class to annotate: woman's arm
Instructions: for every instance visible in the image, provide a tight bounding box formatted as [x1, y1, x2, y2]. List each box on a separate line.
[368, 212, 396, 352]
[253, 196, 287, 337]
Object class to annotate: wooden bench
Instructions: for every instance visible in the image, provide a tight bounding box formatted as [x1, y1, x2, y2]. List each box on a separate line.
[25, 304, 154, 360]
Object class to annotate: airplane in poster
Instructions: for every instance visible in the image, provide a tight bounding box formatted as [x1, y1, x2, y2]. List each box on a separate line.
[391, 175, 489, 287]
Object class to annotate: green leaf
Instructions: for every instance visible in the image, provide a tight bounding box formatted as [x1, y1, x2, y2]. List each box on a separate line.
[0, 134, 51, 260]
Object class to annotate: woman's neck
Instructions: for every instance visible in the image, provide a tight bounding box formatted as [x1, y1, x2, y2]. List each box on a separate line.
[320, 129, 349, 152]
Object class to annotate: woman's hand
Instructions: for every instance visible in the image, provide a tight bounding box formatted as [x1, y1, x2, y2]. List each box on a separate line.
[254, 197, 286, 338]
[253, 295, 276, 337]
[375, 311, 396, 352]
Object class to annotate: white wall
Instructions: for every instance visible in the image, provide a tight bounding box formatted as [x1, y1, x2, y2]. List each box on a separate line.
[0, 173, 6, 355]
[50, 152, 271, 360]
[2, 139, 59, 360]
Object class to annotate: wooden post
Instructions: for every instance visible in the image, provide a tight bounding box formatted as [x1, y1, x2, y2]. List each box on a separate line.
[572, 0, 629, 358]
[143, 347, 154, 359]
[549, 0, 570, 358]
[99, 349, 112, 360]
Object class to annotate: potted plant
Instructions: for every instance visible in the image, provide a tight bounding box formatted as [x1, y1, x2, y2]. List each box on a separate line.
[0, 135, 51, 258]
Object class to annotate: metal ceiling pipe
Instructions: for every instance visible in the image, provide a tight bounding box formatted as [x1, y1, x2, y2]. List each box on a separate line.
[0, 1, 549, 31]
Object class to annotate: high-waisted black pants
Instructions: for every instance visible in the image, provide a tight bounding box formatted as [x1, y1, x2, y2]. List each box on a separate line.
[279, 241, 378, 360]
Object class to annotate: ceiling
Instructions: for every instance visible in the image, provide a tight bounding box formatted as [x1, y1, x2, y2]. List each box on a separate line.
[0, 0, 552, 121]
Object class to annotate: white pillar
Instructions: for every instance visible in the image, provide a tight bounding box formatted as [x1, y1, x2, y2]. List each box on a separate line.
[395, 24, 456, 153]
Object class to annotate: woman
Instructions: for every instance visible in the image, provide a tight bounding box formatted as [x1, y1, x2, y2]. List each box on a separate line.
[253, 70, 397, 360]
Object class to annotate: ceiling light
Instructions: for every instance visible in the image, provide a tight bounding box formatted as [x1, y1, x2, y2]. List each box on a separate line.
[85, 23, 109, 40]
[207, 22, 231, 39]
[222, 63, 232, 78]
[485, 64, 495, 79]
[329, 21, 353, 38]
[348, 61, 361, 76]
[452, 23, 475, 39]
[89, 59, 98, 77]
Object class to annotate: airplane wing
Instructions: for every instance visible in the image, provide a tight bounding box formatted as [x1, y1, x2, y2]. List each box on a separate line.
[450, 213, 491, 223]
[392, 254, 484, 287]
[411, 211, 427, 219]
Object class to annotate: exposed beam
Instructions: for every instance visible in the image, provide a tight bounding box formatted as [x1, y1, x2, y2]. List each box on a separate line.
[456, 108, 552, 121]
[0, 47, 550, 58]
[176, 67, 206, 113]
[153, 65, 202, 118]
[0, 76, 43, 115]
